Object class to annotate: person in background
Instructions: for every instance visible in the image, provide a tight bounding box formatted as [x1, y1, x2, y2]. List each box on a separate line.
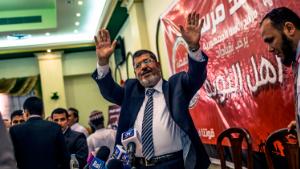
[92, 12, 210, 169]
[0, 113, 18, 169]
[68, 107, 89, 137]
[87, 110, 116, 155]
[45, 116, 52, 121]
[52, 108, 88, 169]
[10, 110, 25, 126]
[9, 97, 70, 169]
[260, 7, 300, 146]
[2, 118, 11, 129]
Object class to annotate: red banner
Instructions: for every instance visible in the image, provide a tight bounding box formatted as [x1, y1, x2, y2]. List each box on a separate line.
[161, 0, 300, 151]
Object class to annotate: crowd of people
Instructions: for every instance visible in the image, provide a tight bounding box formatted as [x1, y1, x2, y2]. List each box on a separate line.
[0, 96, 116, 169]
[0, 6, 300, 169]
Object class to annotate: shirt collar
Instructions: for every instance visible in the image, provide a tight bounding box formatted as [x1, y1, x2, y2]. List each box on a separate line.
[28, 114, 41, 119]
[145, 78, 163, 94]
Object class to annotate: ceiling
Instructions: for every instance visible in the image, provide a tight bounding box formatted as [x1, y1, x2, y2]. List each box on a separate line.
[0, 0, 111, 57]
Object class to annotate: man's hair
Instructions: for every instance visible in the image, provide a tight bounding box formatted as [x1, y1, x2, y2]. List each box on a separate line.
[10, 110, 23, 121]
[68, 107, 79, 122]
[260, 7, 300, 31]
[89, 110, 104, 130]
[23, 97, 43, 116]
[132, 49, 158, 64]
[51, 108, 69, 119]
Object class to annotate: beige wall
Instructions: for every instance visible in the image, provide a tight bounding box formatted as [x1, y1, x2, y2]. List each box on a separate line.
[0, 51, 111, 127]
[143, 0, 174, 78]
[64, 74, 111, 128]
[37, 52, 67, 116]
[0, 57, 39, 78]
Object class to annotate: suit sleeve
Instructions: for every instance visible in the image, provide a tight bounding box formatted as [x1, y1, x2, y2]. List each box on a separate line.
[55, 127, 70, 169]
[74, 134, 88, 169]
[181, 52, 208, 99]
[92, 69, 124, 105]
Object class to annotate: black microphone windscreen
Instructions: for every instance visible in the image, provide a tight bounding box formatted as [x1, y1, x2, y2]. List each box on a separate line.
[96, 146, 110, 162]
[106, 159, 124, 169]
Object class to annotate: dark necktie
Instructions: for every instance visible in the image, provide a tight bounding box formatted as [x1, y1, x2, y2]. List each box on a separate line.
[142, 88, 155, 160]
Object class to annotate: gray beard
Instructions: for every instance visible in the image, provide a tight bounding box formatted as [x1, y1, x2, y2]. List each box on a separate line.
[140, 74, 161, 87]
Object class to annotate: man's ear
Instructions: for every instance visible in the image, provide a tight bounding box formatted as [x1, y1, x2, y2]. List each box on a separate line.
[23, 110, 29, 119]
[156, 62, 162, 72]
[284, 22, 296, 36]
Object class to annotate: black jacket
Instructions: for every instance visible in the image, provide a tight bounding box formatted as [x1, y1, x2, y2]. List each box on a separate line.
[10, 117, 70, 169]
[64, 127, 88, 169]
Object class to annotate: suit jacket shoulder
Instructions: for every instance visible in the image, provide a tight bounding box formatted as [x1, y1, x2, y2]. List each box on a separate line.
[10, 117, 70, 169]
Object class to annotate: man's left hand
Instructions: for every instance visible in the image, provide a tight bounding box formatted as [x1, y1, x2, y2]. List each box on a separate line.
[179, 12, 204, 51]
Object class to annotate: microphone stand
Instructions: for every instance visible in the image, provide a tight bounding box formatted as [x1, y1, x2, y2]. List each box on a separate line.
[127, 142, 136, 169]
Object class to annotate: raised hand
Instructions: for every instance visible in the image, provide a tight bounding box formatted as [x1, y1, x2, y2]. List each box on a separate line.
[94, 29, 117, 66]
[179, 12, 204, 51]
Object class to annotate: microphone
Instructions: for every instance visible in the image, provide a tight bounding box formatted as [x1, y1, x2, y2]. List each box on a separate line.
[83, 155, 93, 169]
[85, 146, 110, 169]
[95, 146, 110, 162]
[106, 159, 124, 169]
[112, 145, 127, 160]
[121, 129, 141, 169]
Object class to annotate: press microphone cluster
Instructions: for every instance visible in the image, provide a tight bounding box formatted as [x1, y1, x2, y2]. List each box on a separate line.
[106, 159, 125, 169]
[83, 146, 110, 169]
[112, 145, 128, 161]
[121, 128, 142, 169]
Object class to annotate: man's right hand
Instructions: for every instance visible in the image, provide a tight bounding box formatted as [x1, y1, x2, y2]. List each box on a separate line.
[94, 29, 117, 66]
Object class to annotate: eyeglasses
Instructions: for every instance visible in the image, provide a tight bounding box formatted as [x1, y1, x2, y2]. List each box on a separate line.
[134, 58, 154, 69]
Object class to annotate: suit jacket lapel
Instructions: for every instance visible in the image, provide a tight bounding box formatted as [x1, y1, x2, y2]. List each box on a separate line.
[128, 83, 145, 128]
[162, 80, 170, 111]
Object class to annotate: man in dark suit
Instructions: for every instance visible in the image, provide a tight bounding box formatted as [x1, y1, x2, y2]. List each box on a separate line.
[52, 108, 88, 169]
[92, 12, 210, 169]
[9, 97, 70, 169]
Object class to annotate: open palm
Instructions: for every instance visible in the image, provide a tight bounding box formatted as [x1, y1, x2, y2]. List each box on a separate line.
[94, 29, 116, 65]
[180, 12, 204, 50]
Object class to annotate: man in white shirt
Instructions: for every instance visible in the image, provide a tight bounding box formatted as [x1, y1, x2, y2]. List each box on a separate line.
[68, 107, 89, 137]
[87, 110, 116, 155]
[92, 12, 210, 169]
[260, 7, 300, 146]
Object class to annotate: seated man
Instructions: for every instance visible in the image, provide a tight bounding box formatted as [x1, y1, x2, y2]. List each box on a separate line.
[10, 110, 25, 126]
[52, 108, 88, 169]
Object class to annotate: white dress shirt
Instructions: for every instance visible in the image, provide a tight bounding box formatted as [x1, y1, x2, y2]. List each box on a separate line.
[71, 123, 89, 137]
[87, 128, 116, 156]
[133, 79, 182, 157]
